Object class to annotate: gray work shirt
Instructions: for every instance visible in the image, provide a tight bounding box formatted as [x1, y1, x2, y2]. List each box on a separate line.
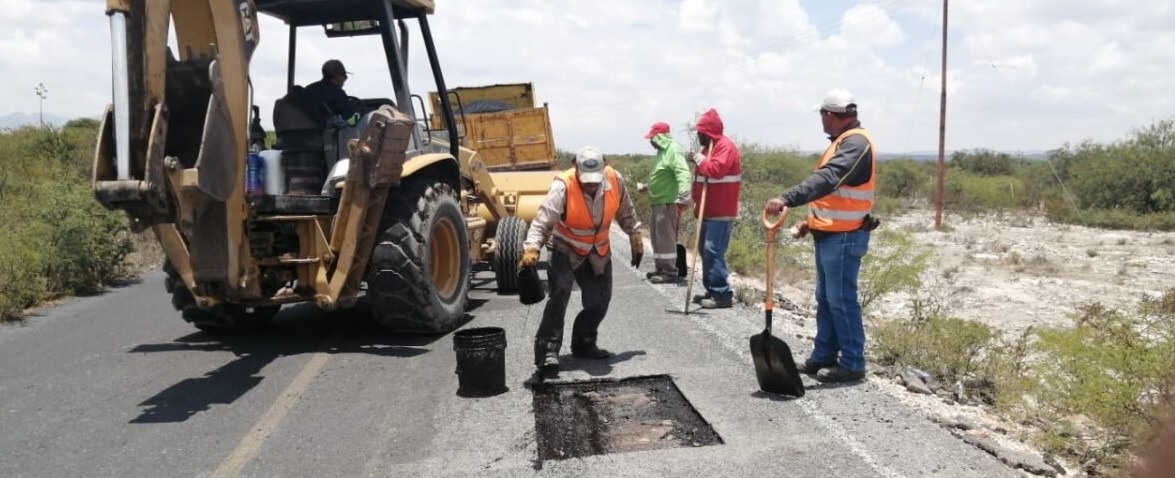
[524, 171, 642, 275]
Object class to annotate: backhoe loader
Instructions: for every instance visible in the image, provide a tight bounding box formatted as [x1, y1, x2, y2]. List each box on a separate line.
[92, 0, 558, 333]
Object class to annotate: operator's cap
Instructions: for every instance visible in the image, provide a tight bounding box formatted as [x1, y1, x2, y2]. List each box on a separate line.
[643, 121, 670, 139]
[816, 88, 857, 114]
[322, 59, 353, 78]
[575, 147, 606, 184]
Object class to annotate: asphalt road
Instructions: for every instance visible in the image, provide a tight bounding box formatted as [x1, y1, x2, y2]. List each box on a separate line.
[0, 229, 1019, 478]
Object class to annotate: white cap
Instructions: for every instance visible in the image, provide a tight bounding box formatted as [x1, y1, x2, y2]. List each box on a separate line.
[575, 147, 606, 183]
[817, 88, 857, 114]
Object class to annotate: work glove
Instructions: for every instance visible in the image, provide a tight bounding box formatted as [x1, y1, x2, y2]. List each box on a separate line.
[690, 151, 707, 165]
[519, 245, 541, 268]
[629, 232, 644, 268]
[790, 222, 810, 239]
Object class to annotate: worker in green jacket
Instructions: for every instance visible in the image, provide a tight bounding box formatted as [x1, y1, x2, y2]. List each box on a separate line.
[639, 122, 693, 283]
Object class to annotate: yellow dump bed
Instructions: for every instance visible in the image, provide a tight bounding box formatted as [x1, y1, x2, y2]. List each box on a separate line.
[429, 83, 558, 172]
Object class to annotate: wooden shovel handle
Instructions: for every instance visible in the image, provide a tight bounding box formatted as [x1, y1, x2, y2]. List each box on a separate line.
[762, 207, 788, 230]
[763, 208, 787, 312]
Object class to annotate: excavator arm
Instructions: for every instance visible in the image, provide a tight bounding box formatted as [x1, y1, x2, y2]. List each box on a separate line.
[94, 0, 261, 301]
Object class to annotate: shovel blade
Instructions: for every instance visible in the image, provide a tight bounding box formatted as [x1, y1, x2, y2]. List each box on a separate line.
[676, 244, 688, 277]
[749, 331, 805, 397]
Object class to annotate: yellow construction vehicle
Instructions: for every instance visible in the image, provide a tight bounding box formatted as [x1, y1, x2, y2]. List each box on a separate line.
[91, 0, 558, 333]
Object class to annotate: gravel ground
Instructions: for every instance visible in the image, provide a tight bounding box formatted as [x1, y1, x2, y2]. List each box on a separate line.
[713, 207, 1175, 477]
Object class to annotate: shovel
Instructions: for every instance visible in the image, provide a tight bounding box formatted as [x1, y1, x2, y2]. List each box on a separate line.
[749, 208, 805, 397]
[683, 177, 708, 315]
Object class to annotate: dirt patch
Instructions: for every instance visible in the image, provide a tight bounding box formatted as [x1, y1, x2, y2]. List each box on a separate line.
[727, 208, 1175, 335]
[531, 375, 722, 461]
[874, 210, 1174, 332]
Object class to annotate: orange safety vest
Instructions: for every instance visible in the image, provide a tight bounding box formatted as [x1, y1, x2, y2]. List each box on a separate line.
[554, 166, 621, 256]
[807, 128, 876, 232]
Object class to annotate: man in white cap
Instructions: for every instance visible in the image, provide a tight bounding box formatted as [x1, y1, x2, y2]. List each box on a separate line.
[520, 147, 643, 375]
[764, 88, 879, 384]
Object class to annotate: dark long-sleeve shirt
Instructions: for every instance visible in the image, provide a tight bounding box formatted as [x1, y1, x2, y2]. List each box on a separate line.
[302, 79, 357, 123]
[780, 120, 873, 208]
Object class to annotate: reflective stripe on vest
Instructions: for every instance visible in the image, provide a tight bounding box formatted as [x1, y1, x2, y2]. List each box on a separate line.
[694, 174, 741, 184]
[807, 128, 876, 233]
[553, 167, 621, 256]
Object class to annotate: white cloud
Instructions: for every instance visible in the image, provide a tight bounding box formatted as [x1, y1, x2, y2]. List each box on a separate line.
[839, 4, 905, 48]
[0, 0, 1172, 156]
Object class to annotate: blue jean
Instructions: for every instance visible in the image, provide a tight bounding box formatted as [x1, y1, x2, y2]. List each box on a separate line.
[810, 230, 871, 372]
[700, 219, 733, 300]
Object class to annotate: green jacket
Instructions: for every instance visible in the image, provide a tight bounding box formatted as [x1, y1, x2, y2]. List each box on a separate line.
[647, 133, 692, 205]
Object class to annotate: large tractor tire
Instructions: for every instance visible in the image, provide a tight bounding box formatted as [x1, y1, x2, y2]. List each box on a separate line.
[163, 260, 280, 333]
[368, 178, 471, 333]
[493, 216, 527, 294]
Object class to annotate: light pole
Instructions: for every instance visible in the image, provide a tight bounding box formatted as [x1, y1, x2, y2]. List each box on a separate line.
[34, 83, 48, 128]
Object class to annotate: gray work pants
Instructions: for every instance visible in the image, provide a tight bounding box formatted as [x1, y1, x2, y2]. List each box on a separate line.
[650, 204, 680, 276]
[534, 249, 613, 365]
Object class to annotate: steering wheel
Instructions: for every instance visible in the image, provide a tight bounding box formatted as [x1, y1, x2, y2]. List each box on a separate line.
[347, 96, 365, 117]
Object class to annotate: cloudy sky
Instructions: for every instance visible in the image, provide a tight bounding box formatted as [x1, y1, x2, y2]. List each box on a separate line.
[3, 0, 1173, 154]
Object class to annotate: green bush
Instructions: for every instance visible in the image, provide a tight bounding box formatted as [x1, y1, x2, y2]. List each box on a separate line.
[1019, 291, 1175, 472]
[1041, 119, 1175, 230]
[859, 229, 932, 311]
[0, 226, 49, 320]
[872, 289, 1175, 476]
[932, 171, 1030, 213]
[0, 124, 132, 321]
[36, 180, 133, 294]
[870, 315, 998, 385]
[877, 158, 931, 200]
[950, 149, 1018, 176]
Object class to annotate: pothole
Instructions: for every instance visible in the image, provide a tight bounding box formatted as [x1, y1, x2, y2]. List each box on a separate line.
[531, 375, 722, 461]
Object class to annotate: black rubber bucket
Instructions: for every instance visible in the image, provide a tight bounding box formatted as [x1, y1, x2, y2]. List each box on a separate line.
[518, 265, 546, 305]
[453, 327, 508, 397]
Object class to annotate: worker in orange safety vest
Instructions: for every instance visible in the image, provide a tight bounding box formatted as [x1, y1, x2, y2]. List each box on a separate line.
[765, 89, 880, 384]
[520, 147, 643, 376]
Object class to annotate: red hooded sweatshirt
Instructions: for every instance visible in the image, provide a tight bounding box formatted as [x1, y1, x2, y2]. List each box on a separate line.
[691, 108, 741, 219]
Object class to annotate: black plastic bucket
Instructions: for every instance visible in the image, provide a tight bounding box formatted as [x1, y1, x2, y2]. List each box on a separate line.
[518, 265, 546, 305]
[453, 327, 508, 397]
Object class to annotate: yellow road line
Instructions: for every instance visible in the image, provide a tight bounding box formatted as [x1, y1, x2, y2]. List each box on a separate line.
[211, 340, 336, 478]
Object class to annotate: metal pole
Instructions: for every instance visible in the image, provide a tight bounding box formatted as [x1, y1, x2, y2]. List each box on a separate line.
[35, 83, 47, 127]
[935, 0, 948, 229]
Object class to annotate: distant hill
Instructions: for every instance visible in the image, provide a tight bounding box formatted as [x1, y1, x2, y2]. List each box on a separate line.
[0, 112, 70, 129]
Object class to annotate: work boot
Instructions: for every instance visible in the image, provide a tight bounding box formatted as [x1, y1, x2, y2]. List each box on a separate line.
[692, 292, 712, 304]
[648, 273, 678, 284]
[815, 365, 866, 383]
[798, 360, 837, 376]
[571, 337, 613, 360]
[537, 354, 560, 374]
[534, 339, 561, 372]
[700, 295, 733, 309]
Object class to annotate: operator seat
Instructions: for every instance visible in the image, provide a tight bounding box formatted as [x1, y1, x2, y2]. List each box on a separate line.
[272, 86, 330, 196]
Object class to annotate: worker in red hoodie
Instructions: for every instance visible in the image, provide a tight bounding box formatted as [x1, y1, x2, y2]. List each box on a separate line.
[689, 108, 742, 309]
